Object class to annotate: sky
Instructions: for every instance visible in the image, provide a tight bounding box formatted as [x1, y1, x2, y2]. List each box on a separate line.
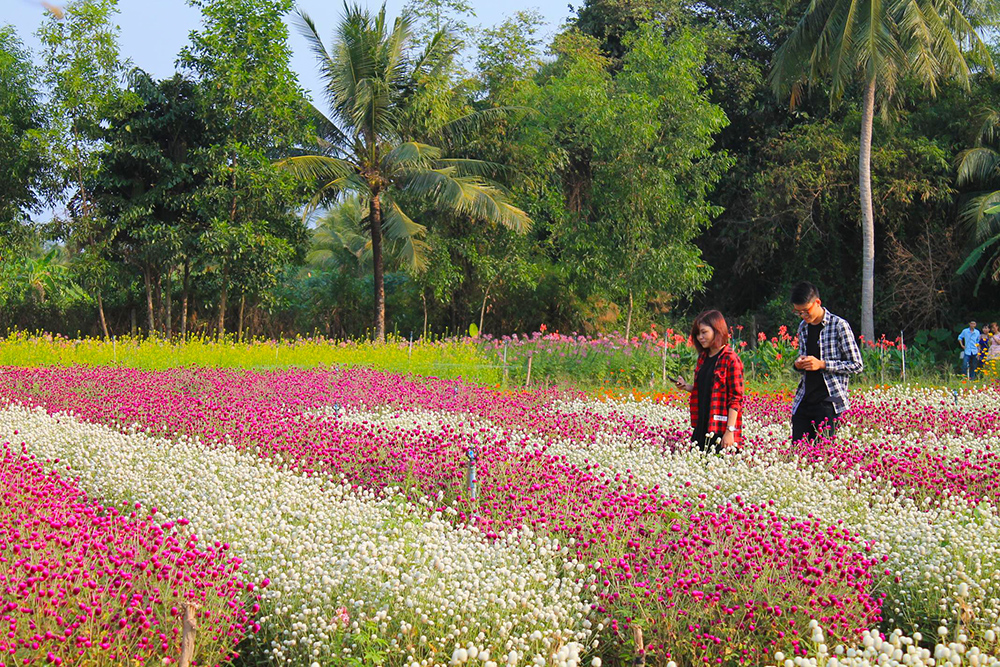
[6, 0, 576, 105]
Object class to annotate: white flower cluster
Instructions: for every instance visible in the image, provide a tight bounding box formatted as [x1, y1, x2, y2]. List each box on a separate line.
[0, 405, 598, 667]
[770, 622, 1000, 667]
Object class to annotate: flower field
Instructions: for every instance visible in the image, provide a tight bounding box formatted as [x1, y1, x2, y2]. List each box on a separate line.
[2, 366, 1000, 666]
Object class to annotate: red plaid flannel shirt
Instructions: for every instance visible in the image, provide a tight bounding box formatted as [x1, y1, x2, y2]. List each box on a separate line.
[689, 346, 745, 442]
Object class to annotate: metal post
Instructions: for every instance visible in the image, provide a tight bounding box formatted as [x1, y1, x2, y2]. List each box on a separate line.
[466, 446, 477, 501]
[408, 331, 413, 361]
[502, 343, 509, 381]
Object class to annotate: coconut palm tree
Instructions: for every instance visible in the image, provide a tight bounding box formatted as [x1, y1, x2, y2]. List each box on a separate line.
[769, 0, 995, 340]
[278, 4, 530, 341]
[956, 108, 1000, 292]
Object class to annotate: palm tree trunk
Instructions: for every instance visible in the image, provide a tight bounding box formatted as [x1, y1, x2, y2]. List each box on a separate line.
[180, 260, 190, 338]
[217, 262, 228, 338]
[859, 76, 876, 341]
[370, 195, 386, 342]
[96, 292, 110, 340]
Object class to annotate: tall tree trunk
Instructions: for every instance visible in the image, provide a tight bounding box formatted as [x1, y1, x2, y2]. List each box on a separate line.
[96, 292, 110, 339]
[217, 262, 228, 338]
[130, 308, 136, 336]
[422, 290, 428, 339]
[625, 289, 634, 341]
[143, 265, 156, 336]
[180, 260, 190, 338]
[370, 194, 386, 342]
[237, 293, 245, 340]
[154, 274, 163, 335]
[478, 285, 490, 337]
[859, 76, 876, 341]
[164, 268, 173, 339]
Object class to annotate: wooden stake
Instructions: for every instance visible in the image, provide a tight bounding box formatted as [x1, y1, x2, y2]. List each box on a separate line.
[632, 625, 645, 666]
[525, 354, 533, 387]
[177, 603, 199, 667]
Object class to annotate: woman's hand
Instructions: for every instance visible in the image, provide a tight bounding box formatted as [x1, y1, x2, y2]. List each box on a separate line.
[721, 429, 736, 449]
[674, 375, 693, 392]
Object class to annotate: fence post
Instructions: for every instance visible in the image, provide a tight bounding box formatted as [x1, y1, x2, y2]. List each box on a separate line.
[112, 336, 117, 364]
[525, 353, 533, 388]
[502, 343, 509, 382]
[661, 343, 667, 387]
[177, 603, 198, 667]
[900, 329, 905, 382]
[466, 446, 477, 501]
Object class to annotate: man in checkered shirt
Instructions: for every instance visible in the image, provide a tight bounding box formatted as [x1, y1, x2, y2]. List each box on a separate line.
[790, 281, 863, 442]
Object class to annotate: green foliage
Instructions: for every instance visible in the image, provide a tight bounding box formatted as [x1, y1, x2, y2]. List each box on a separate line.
[37, 0, 125, 209]
[0, 25, 51, 252]
[516, 24, 730, 334]
[179, 0, 312, 334]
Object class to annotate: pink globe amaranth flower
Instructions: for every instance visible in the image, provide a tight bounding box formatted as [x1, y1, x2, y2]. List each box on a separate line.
[0, 440, 257, 665]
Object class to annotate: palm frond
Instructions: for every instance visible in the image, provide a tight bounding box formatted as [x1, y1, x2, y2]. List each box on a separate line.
[956, 147, 1000, 187]
[976, 108, 1000, 145]
[381, 196, 429, 271]
[399, 168, 532, 233]
[958, 191, 1000, 242]
[432, 106, 533, 148]
[276, 155, 357, 185]
[383, 142, 442, 173]
[828, 0, 862, 102]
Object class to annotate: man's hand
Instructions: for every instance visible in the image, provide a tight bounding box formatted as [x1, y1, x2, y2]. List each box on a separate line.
[721, 429, 736, 449]
[795, 356, 826, 371]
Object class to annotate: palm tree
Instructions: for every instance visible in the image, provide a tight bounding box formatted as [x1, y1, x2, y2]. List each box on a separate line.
[769, 0, 995, 340]
[956, 108, 1000, 291]
[278, 4, 530, 341]
[307, 195, 420, 278]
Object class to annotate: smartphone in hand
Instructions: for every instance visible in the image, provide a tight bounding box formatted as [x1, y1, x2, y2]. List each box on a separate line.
[673, 375, 686, 389]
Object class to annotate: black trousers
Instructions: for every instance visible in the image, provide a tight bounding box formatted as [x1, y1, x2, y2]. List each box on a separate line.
[792, 401, 838, 442]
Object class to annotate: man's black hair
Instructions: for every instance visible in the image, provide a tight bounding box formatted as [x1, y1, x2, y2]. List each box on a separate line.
[790, 281, 820, 305]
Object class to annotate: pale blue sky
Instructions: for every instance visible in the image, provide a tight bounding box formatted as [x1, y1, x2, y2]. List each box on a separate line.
[7, 0, 574, 104]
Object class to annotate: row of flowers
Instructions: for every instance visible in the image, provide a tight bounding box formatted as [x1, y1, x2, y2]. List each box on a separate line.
[0, 436, 251, 665]
[0, 367, 883, 665]
[0, 405, 598, 667]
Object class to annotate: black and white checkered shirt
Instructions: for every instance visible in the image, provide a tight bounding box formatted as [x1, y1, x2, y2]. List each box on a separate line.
[793, 309, 864, 415]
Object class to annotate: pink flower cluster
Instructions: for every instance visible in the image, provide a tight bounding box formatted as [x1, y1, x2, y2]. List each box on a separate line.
[0, 440, 254, 665]
[0, 367, 882, 663]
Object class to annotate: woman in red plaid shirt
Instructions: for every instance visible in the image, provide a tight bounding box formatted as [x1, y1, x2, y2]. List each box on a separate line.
[674, 310, 745, 452]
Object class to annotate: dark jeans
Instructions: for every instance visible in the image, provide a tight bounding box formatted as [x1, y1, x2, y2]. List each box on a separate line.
[962, 353, 980, 378]
[792, 401, 838, 442]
